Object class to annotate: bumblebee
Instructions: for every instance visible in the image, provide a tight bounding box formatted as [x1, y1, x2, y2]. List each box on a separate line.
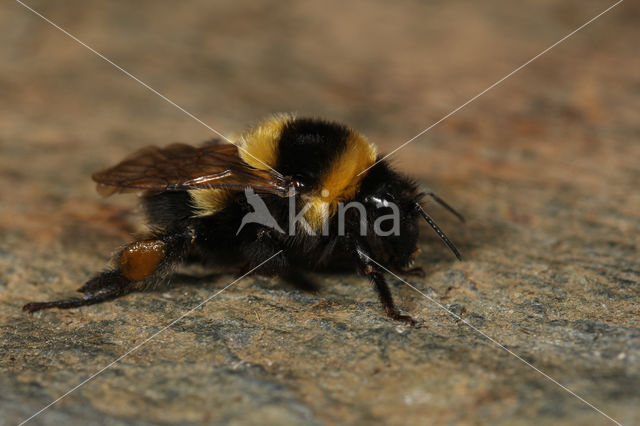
[23, 114, 463, 324]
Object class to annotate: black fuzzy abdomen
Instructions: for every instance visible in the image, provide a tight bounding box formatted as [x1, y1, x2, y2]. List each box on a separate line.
[143, 192, 195, 229]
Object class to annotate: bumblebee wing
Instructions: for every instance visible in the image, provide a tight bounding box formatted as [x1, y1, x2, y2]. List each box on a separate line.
[92, 143, 293, 197]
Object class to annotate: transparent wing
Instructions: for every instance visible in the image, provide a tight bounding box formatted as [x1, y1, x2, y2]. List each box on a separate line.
[92, 143, 293, 197]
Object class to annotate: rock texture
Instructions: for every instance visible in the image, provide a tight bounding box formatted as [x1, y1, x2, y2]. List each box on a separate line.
[1, 1, 638, 425]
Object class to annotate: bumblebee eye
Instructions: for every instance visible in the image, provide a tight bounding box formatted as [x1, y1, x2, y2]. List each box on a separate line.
[365, 195, 391, 209]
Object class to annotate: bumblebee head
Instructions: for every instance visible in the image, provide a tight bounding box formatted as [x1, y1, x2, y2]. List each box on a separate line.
[357, 161, 422, 267]
[358, 160, 462, 267]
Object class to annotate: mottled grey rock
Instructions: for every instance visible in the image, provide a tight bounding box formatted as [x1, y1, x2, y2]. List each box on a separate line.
[1, 1, 639, 425]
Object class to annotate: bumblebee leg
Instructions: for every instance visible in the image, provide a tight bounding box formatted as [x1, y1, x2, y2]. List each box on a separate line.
[23, 271, 132, 312]
[354, 243, 416, 325]
[23, 226, 196, 313]
[367, 268, 416, 325]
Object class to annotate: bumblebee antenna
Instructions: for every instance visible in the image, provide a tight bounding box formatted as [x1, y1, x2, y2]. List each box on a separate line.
[417, 191, 465, 223]
[415, 203, 462, 260]
[427, 192, 465, 223]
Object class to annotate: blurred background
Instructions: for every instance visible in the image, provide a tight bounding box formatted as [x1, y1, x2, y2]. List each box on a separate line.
[1, 1, 638, 424]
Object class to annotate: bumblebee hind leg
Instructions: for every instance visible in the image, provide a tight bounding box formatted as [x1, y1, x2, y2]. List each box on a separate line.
[23, 271, 132, 312]
[23, 226, 196, 313]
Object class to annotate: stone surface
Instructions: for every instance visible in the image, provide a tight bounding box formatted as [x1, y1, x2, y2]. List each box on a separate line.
[1, 1, 638, 425]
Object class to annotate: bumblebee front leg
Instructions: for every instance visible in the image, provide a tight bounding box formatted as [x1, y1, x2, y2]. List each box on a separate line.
[23, 226, 196, 313]
[353, 242, 416, 325]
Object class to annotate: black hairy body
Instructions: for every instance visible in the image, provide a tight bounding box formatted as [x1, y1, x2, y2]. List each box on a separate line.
[23, 115, 463, 324]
